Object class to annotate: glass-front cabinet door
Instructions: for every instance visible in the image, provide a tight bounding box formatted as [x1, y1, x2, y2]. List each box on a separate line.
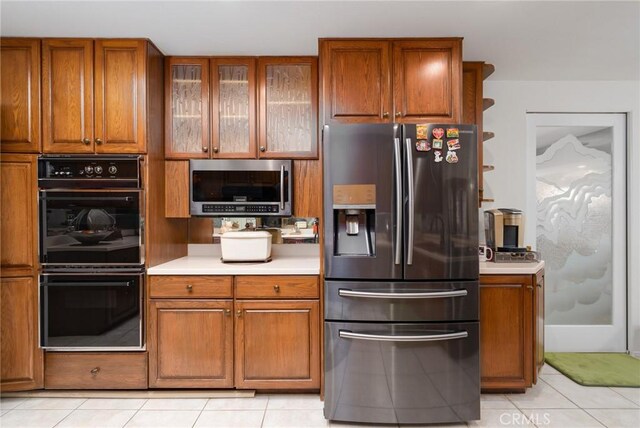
[166, 57, 210, 158]
[257, 57, 318, 159]
[210, 58, 256, 158]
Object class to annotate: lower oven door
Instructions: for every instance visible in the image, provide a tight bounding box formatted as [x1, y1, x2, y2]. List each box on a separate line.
[324, 321, 480, 424]
[40, 273, 144, 351]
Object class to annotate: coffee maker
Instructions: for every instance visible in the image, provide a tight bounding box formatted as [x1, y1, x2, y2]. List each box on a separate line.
[484, 208, 525, 252]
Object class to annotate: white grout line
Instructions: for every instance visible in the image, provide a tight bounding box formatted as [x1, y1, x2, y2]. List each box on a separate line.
[606, 388, 640, 408]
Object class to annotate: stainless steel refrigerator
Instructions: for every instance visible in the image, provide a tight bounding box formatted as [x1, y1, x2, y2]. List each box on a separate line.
[323, 123, 480, 424]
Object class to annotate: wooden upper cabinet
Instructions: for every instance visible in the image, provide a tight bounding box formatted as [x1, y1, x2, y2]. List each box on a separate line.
[42, 39, 94, 153]
[211, 58, 256, 159]
[463, 62, 485, 206]
[1, 276, 44, 391]
[320, 38, 463, 125]
[94, 40, 146, 153]
[0, 154, 38, 277]
[43, 38, 148, 154]
[257, 57, 318, 159]
[393, 39, 462, 123]
[320, 40, 392, 124]
[165, 57, 210, 159]
[0, 38, 41, 153]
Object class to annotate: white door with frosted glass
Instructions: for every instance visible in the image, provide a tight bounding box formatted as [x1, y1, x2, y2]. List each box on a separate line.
[526, 113, 626, 352]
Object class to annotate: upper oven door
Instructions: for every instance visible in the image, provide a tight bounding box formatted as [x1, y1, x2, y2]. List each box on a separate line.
[39, 190, 144, 267]
[190, 159, 291, 216]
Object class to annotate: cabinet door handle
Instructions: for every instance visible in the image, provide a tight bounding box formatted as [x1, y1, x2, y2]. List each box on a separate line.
[382, 112, 389, 118]
[224, 309, 231, 316]
[95, 138, 103, 145]
[90, 367, 100, 375]
[186, 284, 193, 291]
[202, 146, 209, 153]
[273, 284, 280, 292]
[527, 285, 534, 290]
[82, 138, 91, 145]
[395, 112, 402, 118]
[213, 147, 219, 153]
[260, 146, 266, 153]
[236, 310, 242, 317]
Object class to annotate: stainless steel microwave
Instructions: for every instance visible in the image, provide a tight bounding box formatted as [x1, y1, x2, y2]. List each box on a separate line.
[190, 159, 292, 216]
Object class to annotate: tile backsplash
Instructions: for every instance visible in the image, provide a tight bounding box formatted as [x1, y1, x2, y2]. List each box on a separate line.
[188, 217, 319, 244]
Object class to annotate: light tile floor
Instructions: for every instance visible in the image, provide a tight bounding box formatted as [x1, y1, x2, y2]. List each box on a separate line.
[0, 366, 638, 427]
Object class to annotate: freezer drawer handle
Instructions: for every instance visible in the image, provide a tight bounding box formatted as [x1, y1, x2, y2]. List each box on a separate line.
[339, 330, 468, 342]
[338, 289, 467, 299]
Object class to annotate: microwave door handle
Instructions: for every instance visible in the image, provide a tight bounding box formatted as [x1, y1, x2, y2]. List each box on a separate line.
[280, 165, 285, 211]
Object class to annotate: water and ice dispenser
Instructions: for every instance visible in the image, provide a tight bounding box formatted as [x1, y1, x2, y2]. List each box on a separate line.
[332, 185, 376, 257]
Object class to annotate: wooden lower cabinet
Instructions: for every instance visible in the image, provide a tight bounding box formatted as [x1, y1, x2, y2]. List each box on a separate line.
[146, 275, 320, 390]
[0, 275, 43, 391]
[234, 300, 320, 389]
[148, 299, 234, 388]
[45, 352, 147, 389]
[480, 271, 544, 391]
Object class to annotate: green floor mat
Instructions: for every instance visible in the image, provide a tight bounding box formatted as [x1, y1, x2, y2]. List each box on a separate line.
[545, 352, 640, 387]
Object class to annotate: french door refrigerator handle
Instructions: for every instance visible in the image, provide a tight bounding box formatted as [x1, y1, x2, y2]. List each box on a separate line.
[339, 330, 468, 342]
[280, 165, 285, 210]
[394, 137, 402, 265]
[338, 289, 468, 299]
[405, 138, 415, 265]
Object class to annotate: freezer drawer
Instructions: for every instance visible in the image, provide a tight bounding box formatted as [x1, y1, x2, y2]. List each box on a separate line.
[324, 321, 480, 424]
[325, 280, 478, 322]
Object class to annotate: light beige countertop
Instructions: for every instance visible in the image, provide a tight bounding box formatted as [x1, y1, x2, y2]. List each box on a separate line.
[480, 260, 545, 275]
[147, 244, 320, 276]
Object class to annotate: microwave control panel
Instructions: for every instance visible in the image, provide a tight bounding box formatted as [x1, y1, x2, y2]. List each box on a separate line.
[202, 204, 280, 214]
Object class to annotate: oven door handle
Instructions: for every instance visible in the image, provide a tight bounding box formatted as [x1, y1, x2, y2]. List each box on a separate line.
[280, 165, 286, 211]
[339, 330, 468, 342]
[42, 281, 133, 287]
[42, 196, 134, 202]
[338, 289, 468, 299]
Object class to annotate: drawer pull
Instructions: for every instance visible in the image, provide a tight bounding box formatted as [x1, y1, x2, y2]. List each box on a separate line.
[186, 284, 193, 291]
[90, 367, 100, 375]
[273, 285, 280, 292]
[340, 330, 468, 342]
[338, 289, 467, 299]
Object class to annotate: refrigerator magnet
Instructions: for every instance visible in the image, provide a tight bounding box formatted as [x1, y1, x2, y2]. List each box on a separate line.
[416, 140, 431, 152]
[446, 128, 459, 138]
[432, 127, 445, 139]
[446, 150, 459, 164]
[446, 139, 461, 150]
[416, 125, 428, 139]
[432, 139, 443, 149]
[434, 150, 443, 162]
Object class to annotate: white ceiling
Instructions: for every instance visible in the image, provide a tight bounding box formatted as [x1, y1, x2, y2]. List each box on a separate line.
[1, 0, 639, 81]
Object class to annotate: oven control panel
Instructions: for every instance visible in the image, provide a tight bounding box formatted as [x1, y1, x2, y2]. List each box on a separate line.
[38, 156, 141, 188]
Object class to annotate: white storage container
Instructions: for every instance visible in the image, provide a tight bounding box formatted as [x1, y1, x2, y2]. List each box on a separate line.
[220, 231, 272, 262]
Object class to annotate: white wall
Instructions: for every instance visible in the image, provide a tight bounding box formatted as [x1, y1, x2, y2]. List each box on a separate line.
[480, 80, 640, 353]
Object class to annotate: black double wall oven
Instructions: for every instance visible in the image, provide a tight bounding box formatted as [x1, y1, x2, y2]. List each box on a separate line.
[38, 156, 144, 351]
